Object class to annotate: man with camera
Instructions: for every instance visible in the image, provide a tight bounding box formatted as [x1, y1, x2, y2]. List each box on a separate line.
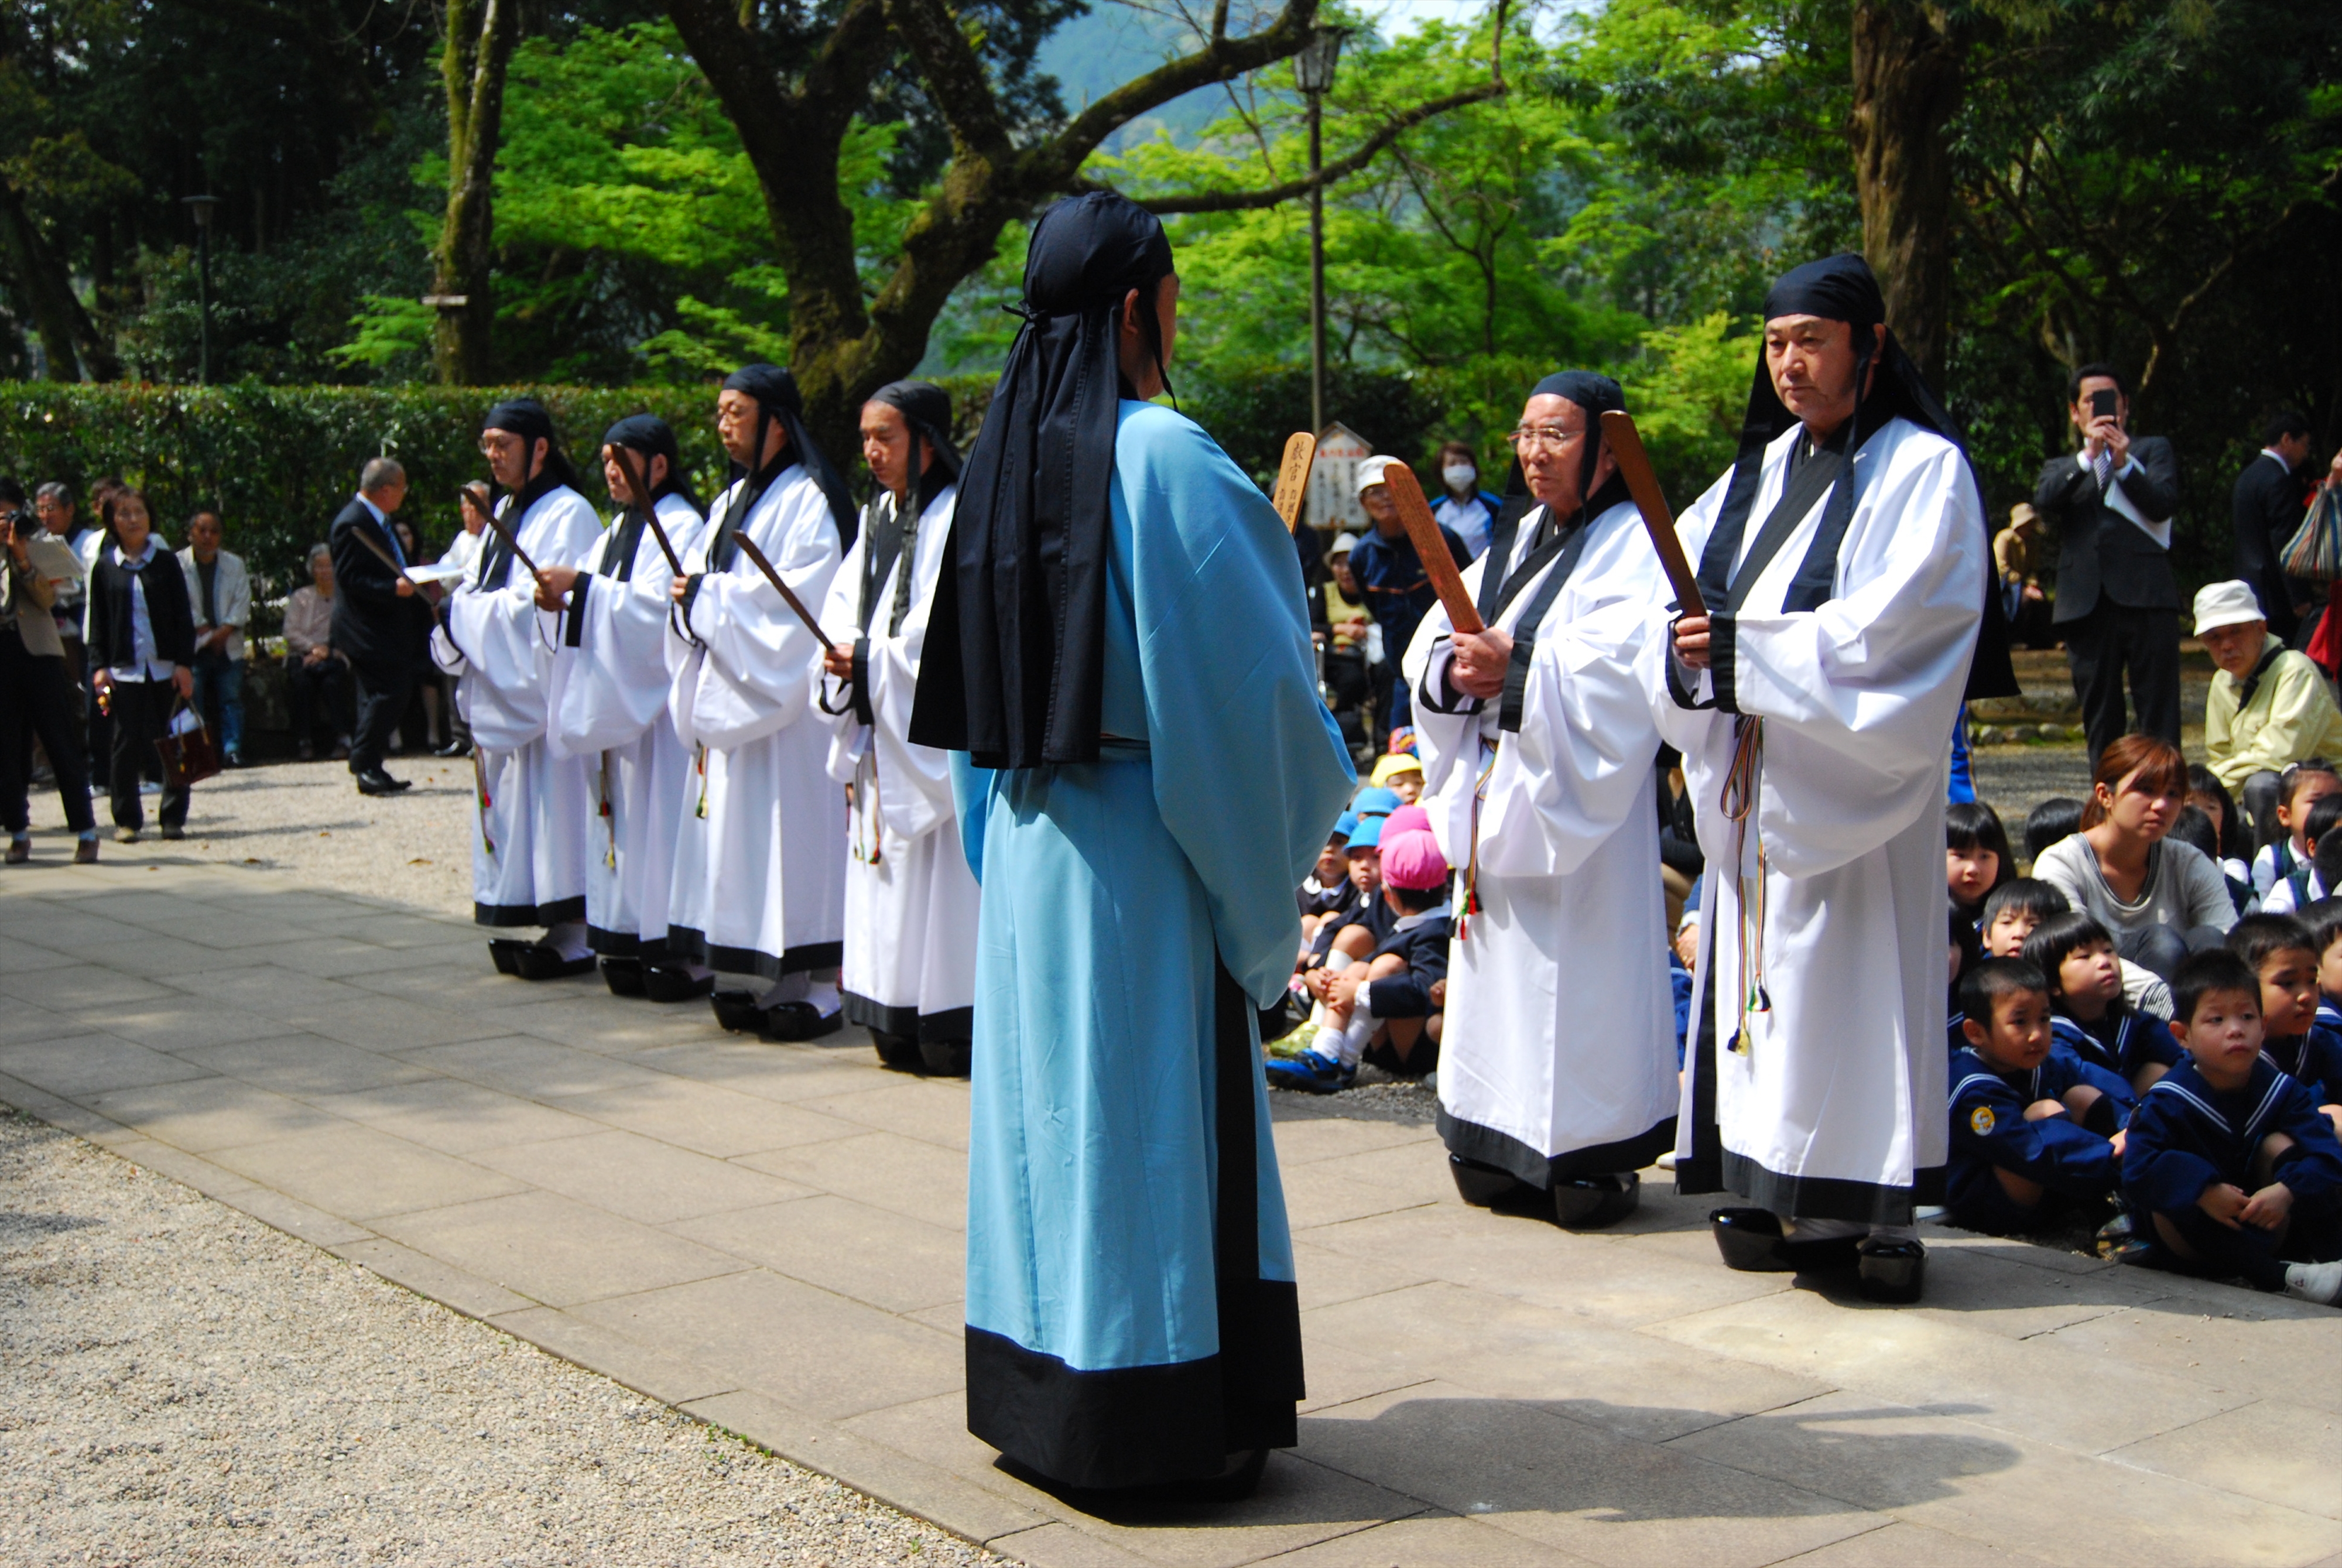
[1, 481, 99, 862]
[2035, 362, 2182, 765]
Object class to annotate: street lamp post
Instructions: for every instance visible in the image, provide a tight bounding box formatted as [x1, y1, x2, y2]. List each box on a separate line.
[183, 194, 218, 385]
[1293, 28, 1347, 437]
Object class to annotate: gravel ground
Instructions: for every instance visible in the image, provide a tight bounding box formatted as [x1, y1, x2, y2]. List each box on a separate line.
[0, 1109, 996, 1568]
[21, 758, 477, 917]
[1970, 741, 2093, 835]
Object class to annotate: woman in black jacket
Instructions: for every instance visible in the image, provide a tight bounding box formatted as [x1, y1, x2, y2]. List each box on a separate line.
[84, 487, 196, 840]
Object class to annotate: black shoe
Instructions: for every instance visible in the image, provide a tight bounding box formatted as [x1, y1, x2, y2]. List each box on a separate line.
[643, 963, 716, 1004]
[356, 768, 407, 796]
[917, 1037, 971, 1077]
[488, 937, 528, 975]
[761, 1001, 841, 1042]
[512, 944, 596, 981]
[710, 989, 765, 1033]
[1449, 1154, 1529, 1208]
[1709, 1208, 1864, 1273]
[434, 739, 472, 758]
[1857, 1238, 1927, 1304]
[872, 1029, 924, 1070]
[1552, 1172, 1640, 1230]
[600, 956, 646, 997]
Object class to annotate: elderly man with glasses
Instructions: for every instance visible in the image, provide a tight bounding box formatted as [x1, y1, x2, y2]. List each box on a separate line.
[2194, 578, 2342, 854]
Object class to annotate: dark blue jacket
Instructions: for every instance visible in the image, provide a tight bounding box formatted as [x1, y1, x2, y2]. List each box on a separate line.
[1949, 1045, 2134, 1208]
[2122, 1057, 2342, 1217]
[1364, 906, 1452, 1019]
[1348, 522, 1468, 674]
[2264, 1022, 2342, 1108]
[2053, 1007, 2182, 1084]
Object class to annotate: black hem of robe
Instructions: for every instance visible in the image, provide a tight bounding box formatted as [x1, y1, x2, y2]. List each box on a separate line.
[1437, 1103, 1677, 1188]
[964, 962, 1302, 1490]
[843, 991, 973, 1043]
[474, 894, 587, 929]
[586, 927, 674, 958]
[665, 926, 843, 979]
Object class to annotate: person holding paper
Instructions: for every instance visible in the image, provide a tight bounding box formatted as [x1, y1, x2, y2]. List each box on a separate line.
[329, 458, 434, 796]
[1652, 254, 1994, 1304]
[433, 400, 605, 974]
[1404, 371, 1677, 1226]
[816, 380, 978, 1073]
[533, 416, 706, 997]
[662, 364, 854, 1037]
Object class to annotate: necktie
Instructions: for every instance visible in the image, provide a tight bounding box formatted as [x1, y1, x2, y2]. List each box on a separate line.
[2093, 447, 2113, 492]
[382, 518, 408, 569]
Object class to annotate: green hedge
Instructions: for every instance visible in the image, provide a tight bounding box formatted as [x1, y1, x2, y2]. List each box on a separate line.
[0, 384, 734, 605]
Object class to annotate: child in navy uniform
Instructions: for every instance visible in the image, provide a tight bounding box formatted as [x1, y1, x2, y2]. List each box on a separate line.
[1948, 958, 2136, 1235]
[1272, 826, 1451, 1093]
[2262, 795, 2342, 913]
[2240, 906, 2342, 1138]
[2251, 760, 2340, 900]
[1949, 880, 2071, 1055]
[2023, 910, 2185, 1093]
[2125, 949, 2342, 1305]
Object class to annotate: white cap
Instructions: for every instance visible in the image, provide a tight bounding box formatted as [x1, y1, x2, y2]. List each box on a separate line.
[2193, 579, 2268, 636]
[1328, 532, 1361, 557]
[1355, 454, 1400, 495]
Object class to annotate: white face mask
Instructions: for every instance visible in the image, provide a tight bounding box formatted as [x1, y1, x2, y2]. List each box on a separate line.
[1441, 463, 1476, 492]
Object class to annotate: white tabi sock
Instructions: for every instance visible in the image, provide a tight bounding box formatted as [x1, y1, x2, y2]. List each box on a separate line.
[543, 920, 590, 960]
[756, 972, 811, 1008]
[801, 968, 841, 1016]
[1780, 1217, 1865, 1242]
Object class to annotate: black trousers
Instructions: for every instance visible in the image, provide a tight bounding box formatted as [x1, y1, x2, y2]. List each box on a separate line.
[2060, 600, 2181, 765]
[348, 663, 413, 776]
[0, 631, 94, 834]
[105, 677, 188, 831]
[285, 657, 353, 749]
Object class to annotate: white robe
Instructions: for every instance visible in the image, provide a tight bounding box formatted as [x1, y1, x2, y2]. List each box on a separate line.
[546, 492, 706, 954]
[1646, 416, 1985, 1225]
[665, 465, 847, 978]
[1405, 499, 1677, 1183]
[817, 481, 980, 1042]
[433, 485, 604, 927]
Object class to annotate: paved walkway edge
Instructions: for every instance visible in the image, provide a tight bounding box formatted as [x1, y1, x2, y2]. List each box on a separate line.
[0, 1081, 1053, 1562]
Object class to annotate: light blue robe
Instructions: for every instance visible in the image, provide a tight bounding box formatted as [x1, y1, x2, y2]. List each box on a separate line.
[954, 401, 1355, 1488]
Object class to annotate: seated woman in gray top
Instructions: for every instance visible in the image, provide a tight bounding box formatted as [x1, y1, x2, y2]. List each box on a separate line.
[2033, 733, 2235, 982]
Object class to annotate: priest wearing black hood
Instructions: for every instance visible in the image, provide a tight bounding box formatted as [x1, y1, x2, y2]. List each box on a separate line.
[661, 364, 854, 1038]
[1651, 254, 2010, 1304]
[1401, 371, 1680, 1230]
[434, 399, 606, 976]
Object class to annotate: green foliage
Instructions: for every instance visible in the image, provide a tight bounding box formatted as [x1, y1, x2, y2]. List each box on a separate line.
[0, 382, 728, 601]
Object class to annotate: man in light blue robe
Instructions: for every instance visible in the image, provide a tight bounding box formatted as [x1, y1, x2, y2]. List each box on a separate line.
[912, 193, 1354, 1498]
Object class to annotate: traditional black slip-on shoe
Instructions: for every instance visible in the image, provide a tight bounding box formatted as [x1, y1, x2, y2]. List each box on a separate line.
[1553, 1171, 1640, 1230]
[1449, 1153, 1528, 1208]
[1857, 1238, 1927, 1303]
[871, 1030, 923, 1069]
[642, 963, 716, 1004]
[917, 1037, 971, 1077]
[1710, 1207, 1866, 1272]
[511, 945, 595, 981]
[600, 956, 646, 997]
[761, 1001, 841, 1042]
[487, 938, 528, 975]
[710, 989, 764, 1033]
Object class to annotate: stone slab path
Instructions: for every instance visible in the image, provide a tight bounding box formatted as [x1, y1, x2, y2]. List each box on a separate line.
[4, 861, 2339, 1568]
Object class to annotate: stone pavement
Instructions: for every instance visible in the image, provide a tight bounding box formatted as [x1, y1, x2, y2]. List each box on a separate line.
[4, 861, 2340, 1568]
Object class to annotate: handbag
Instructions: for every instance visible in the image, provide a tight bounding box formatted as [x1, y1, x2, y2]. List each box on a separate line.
[155, 698, 221, 790]
[2279, 485, 2342, 582]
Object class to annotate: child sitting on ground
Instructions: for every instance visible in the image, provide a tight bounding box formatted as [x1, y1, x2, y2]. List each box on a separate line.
[1976, 879, 2172, 1021]
[2023, 910, 2185, 1093]
[2023, 797, 2085, 867]
[2238, 909, 2342, 1137]
[2261, 794, 2342, 913]
[1947, 800, 2015, 925]
[2169, 804, 2253, 916]
[1270, 826, 1451, 1094]
[1947, 957, 2135, 1235]
[1369, 751, 1425, 805]
[2252, 759, 2340, 899]
[2124, 948, 2342, 1305]
[1298, 815, 1360, 944]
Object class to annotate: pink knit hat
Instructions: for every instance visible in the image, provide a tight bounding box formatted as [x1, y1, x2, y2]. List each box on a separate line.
[1379, 828, 1450, 891]
[1383, 804, 1432, 838]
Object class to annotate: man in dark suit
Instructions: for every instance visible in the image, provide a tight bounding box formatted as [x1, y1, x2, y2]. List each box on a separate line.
[2234, 408, 2315, 646]
[328, 457, 433, 796]
[2035, 362, 2182, 764]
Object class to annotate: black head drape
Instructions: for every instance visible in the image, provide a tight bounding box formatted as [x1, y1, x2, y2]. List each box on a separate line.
[868, 378, 960, 513]
[714, 364, 860, 561]
[602, 413, 701, 513]
[909, 191, 1176, 769]
[1528, 369, 1631, 528]
[1694, 254, 2014, 700]
[477, 398, 580, 590]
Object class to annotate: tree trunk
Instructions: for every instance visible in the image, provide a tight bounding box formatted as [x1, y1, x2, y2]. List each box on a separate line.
[1850, 0, 1960, 378]
[0, 176, 117, 381]
[432, 0, 519, 386]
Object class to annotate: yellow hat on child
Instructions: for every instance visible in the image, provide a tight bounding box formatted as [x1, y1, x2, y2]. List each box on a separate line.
[1370, 752, 1424, 786]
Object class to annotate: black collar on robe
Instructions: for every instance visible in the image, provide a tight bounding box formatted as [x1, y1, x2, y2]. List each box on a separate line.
[908, 191, 1175, 769]
[477, 399, 580, 591]
[1690, 253, 2015, 701]
[602, 414, 699, 583]
[1474, 371, 1628, 624]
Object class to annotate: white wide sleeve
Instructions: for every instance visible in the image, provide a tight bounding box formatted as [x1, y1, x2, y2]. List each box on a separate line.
[679, 474, 843, 748]
[857, 490, 958, 839]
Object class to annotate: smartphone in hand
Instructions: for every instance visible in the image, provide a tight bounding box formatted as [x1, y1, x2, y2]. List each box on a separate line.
[2090, 388, 2120, 420]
